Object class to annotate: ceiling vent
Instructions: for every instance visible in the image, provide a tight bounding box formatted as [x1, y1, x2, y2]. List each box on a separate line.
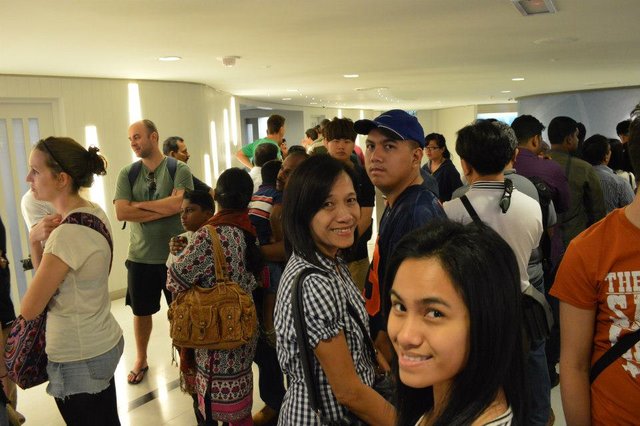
[512, 0, 557, 16]
[221, 56, 241, 67]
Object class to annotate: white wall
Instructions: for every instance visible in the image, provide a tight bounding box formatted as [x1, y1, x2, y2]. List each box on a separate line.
[0, 75, 386, 301]
[239, 107, 304, 149]
[1, 73, 495, 301]
[0, 75, 237, 297]
[416, 105, 478, 171]
[518, 87, 640, 139]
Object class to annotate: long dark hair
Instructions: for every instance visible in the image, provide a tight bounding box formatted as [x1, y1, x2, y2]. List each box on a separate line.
[385, 220, 526, 426]
[282, 154, 358, 267]
[425, 132, 451, 160]
[214, 167, 262, 278]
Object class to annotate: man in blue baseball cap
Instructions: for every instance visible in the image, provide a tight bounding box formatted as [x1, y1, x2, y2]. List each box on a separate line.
[354, 109, 445, 362]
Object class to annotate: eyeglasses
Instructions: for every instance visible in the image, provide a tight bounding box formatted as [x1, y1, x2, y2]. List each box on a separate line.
[146, 172, 156, 193]
[425, 146, 442, 152]
[499, 179, 513, 213]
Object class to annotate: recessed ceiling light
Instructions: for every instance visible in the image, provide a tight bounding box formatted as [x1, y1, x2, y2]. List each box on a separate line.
[534, 36, 578, 45]
[355, 86, 388, 92]
[501, 90, 512, 93]
[158, 56, 181, 62]
[282, 97, 292, 101]
[343, 74, 360, 78]
[310, 102, 318, 105]
[512, 77, 525, 81]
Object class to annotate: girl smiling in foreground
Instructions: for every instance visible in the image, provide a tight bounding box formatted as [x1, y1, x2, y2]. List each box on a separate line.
[386, 221, 526, 426]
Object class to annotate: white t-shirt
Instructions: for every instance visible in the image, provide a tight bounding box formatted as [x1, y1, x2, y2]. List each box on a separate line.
[21, 190, 56, 228]
[43, 204, 122, 362]
[444, 181, 543, 292]
[249, 166, 262, 194]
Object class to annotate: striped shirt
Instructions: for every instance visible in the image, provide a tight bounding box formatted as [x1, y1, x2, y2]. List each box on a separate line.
[248, 184, 282, 245]
[274, 251, 376, 425]
[593, 165, 634, 214]
[415, 406, 513, 426]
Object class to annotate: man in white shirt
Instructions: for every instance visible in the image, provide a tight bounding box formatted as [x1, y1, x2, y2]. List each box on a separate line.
[443, 120, 547, 426]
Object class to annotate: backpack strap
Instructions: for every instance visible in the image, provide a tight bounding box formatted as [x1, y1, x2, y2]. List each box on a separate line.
[128, 157, 178, 188]
[460, 195, 483, 227]
[590, 328, 640, 383]
[166, 156, 178, 183]
[127, 160, 143, 189]
[122, 161, 144, 230]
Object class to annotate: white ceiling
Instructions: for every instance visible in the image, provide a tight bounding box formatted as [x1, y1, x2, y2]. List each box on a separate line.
[2, 0, 639, 111]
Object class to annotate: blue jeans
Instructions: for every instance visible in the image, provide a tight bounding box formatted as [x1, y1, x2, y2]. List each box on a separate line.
[526, 275, 551, 425]
[47, 336, 124, 399]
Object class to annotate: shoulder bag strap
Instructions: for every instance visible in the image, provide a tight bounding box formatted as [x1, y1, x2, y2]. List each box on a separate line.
[291, 268, 326, 423]
[63, 212, 113, 272]
[205, 225, 229, 282]
[459, 195, 483, 227]
[590, 328, 640, 383]
[345, 302, 377, 362]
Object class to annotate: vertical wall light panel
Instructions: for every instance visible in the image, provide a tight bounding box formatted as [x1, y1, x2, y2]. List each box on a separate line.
[223, 109, 231, 170]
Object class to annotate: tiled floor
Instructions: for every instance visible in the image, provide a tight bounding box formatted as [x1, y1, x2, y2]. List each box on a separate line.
[17, 297, 566, 425]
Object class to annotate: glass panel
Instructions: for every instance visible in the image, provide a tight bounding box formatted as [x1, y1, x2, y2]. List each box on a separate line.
[0, 119, 28, 298]
[28, 117, 40, 146]
[12, 119, 29, 196]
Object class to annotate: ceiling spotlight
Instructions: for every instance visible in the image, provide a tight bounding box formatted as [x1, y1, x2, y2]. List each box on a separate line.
[512, 77, 525, 81]
[501, 90, 512, 93]
[282, 97, 292, 101]
[343, 74, 360, 78]
[310, 102, 318, 105]
[221, 56, 241, 67]
[158, 56, 181, 62]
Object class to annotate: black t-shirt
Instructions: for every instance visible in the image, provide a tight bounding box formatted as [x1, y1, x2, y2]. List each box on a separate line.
[0, 216, 6, 255]
[344, 161, 376, 262]
[0, 217, 9, 282]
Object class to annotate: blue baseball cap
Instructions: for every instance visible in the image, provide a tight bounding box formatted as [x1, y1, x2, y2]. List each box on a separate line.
[354, 109, 425, 148]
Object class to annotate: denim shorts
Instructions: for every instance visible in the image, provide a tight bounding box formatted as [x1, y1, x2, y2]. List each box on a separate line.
[46, 336, 124, 399]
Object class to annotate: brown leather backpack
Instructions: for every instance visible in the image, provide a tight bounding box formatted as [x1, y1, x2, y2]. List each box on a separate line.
[168, 225, 258, 350]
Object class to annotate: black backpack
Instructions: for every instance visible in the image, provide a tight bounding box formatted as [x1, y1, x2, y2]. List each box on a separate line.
[127, 157, 178, 188]
[527, 176, 554, 274]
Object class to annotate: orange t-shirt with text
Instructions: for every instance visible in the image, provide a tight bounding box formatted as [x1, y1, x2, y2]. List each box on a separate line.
[551, 208, 640, 425]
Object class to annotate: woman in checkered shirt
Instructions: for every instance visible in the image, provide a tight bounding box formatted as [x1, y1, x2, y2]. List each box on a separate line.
[274, 155, 395, 425]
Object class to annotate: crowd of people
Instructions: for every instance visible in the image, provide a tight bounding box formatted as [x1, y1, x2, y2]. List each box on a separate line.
[1, 105, 639, 426]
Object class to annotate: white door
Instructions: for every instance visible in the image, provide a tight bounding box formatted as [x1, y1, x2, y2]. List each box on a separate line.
[0, 100, 58, 300]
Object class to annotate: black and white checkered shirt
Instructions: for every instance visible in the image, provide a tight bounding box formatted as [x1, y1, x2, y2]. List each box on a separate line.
[274, 251, 376, 425]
